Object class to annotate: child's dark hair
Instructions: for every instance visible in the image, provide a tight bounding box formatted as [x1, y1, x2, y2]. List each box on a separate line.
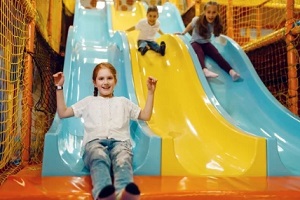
[147, 5, 158, 14]
[196, 1, 223, 38]
[92, 62, 117, 96]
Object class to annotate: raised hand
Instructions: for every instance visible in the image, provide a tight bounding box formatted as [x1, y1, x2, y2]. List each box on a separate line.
[146, 76, 157, 93]
[53, 72, 65, 86]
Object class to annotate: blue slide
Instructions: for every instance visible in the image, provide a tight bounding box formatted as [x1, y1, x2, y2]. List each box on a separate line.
[206, 35, 300, 176]
[42, 0, 161, 176]
[159, 2, 300, 176]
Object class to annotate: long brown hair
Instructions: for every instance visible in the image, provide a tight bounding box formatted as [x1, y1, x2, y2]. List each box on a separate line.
[92, 62, 117, 96]
[196, 1, 223, 39]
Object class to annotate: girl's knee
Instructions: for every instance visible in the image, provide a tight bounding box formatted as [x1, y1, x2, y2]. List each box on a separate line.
[83, 146, 109, 167]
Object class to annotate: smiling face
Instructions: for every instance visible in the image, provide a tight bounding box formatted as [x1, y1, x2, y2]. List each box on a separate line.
[204, 4, 218, 23]
[92, 63, 117, 98]
[147, 11, 159, 26]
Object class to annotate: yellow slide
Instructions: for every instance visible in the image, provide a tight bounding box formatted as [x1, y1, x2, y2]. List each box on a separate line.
[111, 2, 266, 176]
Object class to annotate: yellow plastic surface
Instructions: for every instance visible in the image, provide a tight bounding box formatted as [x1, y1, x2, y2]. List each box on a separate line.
[111, 2, 267, 176]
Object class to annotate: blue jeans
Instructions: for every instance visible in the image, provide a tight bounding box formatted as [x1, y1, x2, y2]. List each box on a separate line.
[83, 139, 133, 200]
[138, 40, 160, 52]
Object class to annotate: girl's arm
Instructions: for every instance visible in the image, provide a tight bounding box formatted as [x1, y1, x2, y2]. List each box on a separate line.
[53, 72, 74, 118]
[138, 76, 157, 121]
[175, 22, 193, 35]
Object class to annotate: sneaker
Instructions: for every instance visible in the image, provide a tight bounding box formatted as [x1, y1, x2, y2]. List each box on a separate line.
[203, 68, 219, 78]
[97, 185, 115, 200]
[139, 47, 148, 56]
[229, 69, 240, 81]
[160, 41, 166, 56]
[116, 182, 140, 200]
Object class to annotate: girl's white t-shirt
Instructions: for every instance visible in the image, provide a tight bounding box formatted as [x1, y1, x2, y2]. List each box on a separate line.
[71, 96, 141, 148]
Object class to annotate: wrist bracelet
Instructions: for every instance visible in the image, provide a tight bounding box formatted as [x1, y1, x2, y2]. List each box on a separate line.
[55, 85, 63, 90]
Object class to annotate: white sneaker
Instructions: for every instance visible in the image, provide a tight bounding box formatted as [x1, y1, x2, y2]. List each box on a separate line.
[229, 69, 240, 81]
[203, 68, 219, 78]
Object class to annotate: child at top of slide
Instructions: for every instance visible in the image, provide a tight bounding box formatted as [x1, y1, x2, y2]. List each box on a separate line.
[177, 1, 240, 81]
[127, 5, 166, 56]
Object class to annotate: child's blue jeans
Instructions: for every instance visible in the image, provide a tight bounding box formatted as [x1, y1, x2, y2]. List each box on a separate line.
[138, 40, 160, 52]
[83, 138, 133, 200]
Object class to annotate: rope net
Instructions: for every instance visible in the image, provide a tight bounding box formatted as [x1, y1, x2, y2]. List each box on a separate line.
[0, 0, 63, 185]
[29, 29, 64, 165]
[0, 0, 32, 185]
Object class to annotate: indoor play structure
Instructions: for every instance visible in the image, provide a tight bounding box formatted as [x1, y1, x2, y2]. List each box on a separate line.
[1, 0, 300, 199]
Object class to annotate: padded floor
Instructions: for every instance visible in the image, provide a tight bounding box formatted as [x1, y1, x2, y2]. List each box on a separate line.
[1, 165, 300, 199]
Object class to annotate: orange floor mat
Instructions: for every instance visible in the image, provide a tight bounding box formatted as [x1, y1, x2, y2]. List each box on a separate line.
[1, 165, 300, 200]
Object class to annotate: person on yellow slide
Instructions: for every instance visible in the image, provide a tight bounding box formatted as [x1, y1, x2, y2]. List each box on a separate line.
[127, 5, 166, 56]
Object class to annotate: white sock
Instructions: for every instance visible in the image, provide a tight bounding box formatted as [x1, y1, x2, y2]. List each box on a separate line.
[203, 68, 219, 78]
[229, 69, 240, 81]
